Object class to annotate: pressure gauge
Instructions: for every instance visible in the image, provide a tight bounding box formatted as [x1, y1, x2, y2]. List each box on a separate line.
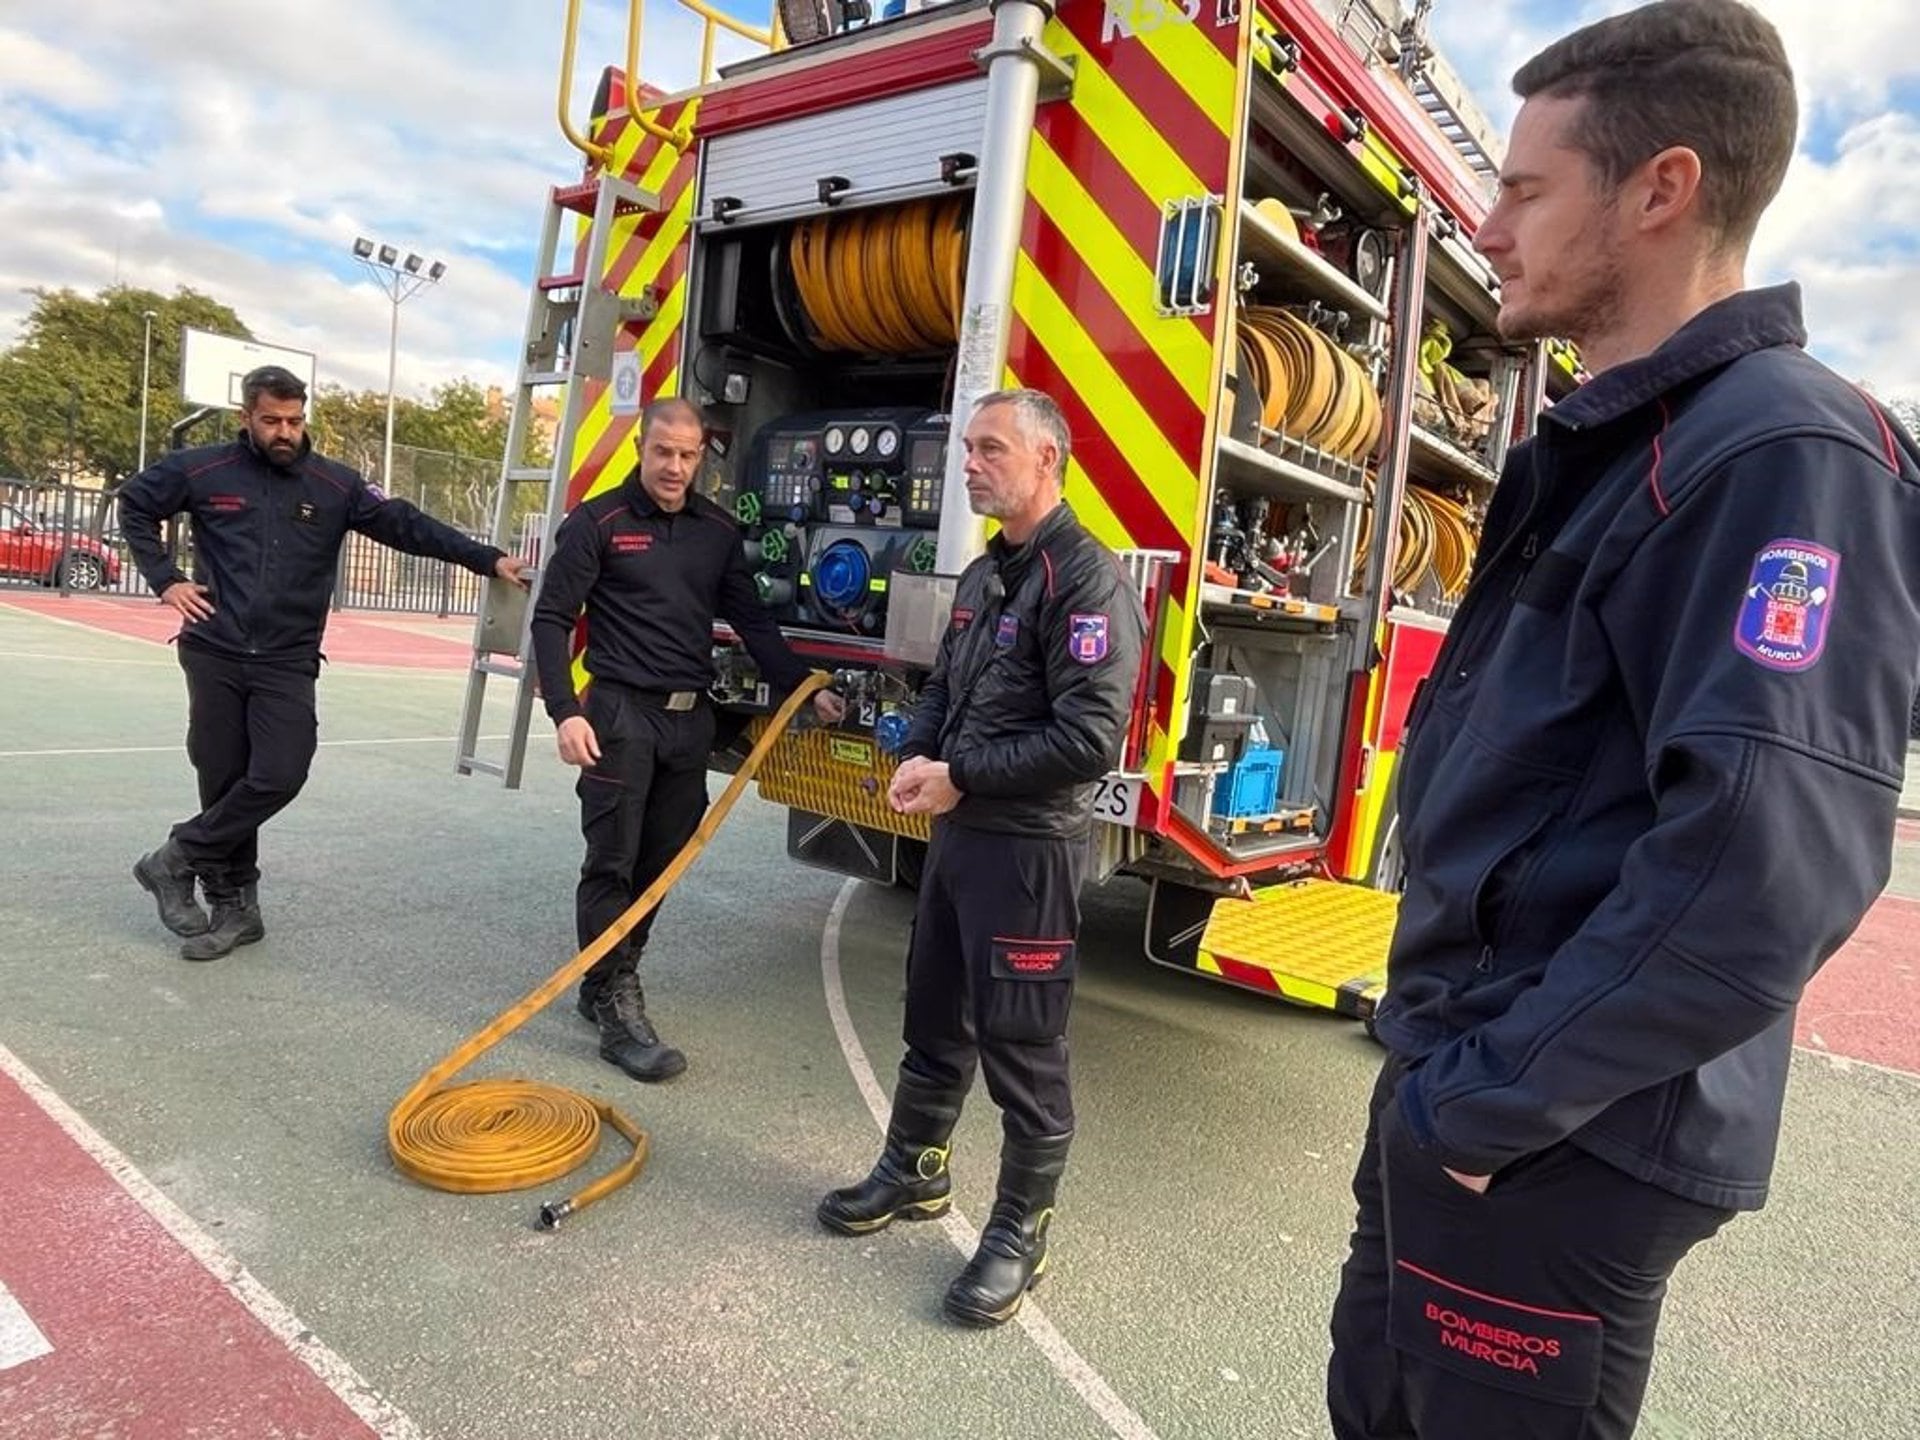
[875, 428, 900, 459]
[823, 426, 846, 455]
[1352, 228, 1389, 298]
[849, 426, 872, 455]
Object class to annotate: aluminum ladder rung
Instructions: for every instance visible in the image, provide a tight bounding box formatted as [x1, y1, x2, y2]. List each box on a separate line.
[459, 172, 660, 789]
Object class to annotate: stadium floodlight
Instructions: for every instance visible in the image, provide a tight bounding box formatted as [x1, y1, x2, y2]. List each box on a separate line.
[348, 237, 451, 500]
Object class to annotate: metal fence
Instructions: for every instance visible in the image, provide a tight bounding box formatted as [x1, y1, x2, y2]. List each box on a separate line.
[0, 474, 507, 618]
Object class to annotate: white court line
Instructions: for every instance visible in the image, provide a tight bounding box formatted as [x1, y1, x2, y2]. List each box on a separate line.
[0, 649, 178, 667]
[818, 879, 1165, 1440]
[0, 1281, 53, 1373]
[0, 648, 470, 680]
[0, 1043, 424, 1438]
[0, 735, 507, 759]
[0, 603, 164, 649]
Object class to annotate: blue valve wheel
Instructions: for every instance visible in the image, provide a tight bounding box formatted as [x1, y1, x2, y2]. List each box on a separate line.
[811, 539, 872, 612]
[874, 710, 911, 754]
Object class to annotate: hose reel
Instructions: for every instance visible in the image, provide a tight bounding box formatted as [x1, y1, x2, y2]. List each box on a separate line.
[781, 195, 971, 356]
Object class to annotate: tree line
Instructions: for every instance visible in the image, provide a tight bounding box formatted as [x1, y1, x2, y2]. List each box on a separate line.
[0, 284, 550, 534]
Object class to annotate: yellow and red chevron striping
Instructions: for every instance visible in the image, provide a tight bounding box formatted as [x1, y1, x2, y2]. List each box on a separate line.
[564, 93, 701, 509]
[1015, 10, 1243, 787]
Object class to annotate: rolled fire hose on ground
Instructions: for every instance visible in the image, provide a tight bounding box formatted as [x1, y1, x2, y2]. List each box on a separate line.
[386, 672, 832, 1228]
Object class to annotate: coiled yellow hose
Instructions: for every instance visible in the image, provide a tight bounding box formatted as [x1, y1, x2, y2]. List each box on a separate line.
[1350, 480, 1479, 599]
[788, 196, 969, 354]
[387, 672, 831, 1227]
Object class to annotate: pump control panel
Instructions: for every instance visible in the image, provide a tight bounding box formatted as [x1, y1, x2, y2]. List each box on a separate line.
[740, 408, 949, 634]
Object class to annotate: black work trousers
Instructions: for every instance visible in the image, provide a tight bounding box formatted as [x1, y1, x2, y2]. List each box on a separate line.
[574, 683, 715, 990]
[1328, 1055, 1735, 1439]
[170, 643, 319, 887]
[899, 819, 1086, 1140]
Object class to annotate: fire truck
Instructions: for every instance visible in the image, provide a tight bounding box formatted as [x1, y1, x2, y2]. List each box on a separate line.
[456, 0, 1577, 1022]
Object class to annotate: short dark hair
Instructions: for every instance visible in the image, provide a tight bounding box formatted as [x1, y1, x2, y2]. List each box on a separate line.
[241, 366, 308, 409]
[1514, 0, 1796, 251]
[641, 396, 706, 436]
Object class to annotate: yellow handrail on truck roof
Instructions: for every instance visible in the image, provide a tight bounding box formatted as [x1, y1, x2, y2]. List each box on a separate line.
[560, 0, 786, 163]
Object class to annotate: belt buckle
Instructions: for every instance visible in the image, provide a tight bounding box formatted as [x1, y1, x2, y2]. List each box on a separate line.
[665, 690, 698, 712]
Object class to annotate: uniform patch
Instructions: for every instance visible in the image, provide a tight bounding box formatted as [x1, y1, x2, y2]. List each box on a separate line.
[611, 532, 653, 554]
[989, 936, 1077, 980]
[1068, 612, 1110, 664]
[995, 613, 1020, 647]
[951, 606, 974, 631]
[1735, 539, 1838, 672]
[293, 500, 317, 525]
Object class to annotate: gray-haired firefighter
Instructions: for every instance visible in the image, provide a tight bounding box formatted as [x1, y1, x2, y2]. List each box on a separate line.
[816, 388, 1146, 1327]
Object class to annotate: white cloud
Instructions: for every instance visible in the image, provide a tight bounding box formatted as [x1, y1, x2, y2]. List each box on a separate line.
[2, 0, 1916, 413]
[0, 0, 738, 403]
[1427, 0, 1920, 400]
[0, 25, 108, 108]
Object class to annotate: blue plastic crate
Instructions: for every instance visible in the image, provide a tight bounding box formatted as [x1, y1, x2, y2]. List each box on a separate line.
[1214, 746, 1285, 818]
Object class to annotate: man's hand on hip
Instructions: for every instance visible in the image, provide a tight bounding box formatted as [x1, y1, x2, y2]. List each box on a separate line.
[556, 715, 601, 767]
[161, 581, 214, 622]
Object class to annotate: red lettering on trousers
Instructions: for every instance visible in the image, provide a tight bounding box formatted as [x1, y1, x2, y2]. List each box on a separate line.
[1426, 1302, 1563, 1361]
[1004, 948, 1065, 973]
[1439, 1328, 1542, 1374]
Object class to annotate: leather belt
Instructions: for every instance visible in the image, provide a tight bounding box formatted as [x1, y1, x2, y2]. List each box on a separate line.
[601, 680, 703, 712]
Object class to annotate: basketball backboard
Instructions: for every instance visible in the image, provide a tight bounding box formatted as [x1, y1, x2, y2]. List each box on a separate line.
[180, 328, 318, 410]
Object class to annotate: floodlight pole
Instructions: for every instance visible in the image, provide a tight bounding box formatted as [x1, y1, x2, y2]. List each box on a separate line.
[137, 309, 158, 474]
[350, 239, 447, 496]
[383, 296, 401, 497]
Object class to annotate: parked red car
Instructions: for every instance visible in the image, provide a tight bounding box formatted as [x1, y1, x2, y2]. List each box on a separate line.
[0, 500, 122, 590]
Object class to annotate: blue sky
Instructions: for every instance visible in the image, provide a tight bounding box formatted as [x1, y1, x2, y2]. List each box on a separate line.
[2, 0, 1915, 411]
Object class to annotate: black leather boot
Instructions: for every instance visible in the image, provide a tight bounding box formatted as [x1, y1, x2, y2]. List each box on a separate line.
[180, 879, 265, 962]
[817, 1072, 963, 1235]
[594, 970, 686, 1081]
[943, 1131, 1072, 1327]
[133, 839, 209, 937]
[575, 946, 631, 1022]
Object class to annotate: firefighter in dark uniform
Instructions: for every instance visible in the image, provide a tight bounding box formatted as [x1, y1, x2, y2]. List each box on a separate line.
[119, 365, 529, 960]
[530, 397, 844, 1083]
[1328, 6, 1920, 1438]
[817, 388, 1146, 1327]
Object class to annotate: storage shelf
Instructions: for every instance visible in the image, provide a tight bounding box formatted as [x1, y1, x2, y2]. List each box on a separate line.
[1408, 424, 1500, 489]
[1217, 435, 1367, 506]
[1201, 583, 1341, 627]
[1238, 200, 1390, 322]
[1212, 804, 1320, 840]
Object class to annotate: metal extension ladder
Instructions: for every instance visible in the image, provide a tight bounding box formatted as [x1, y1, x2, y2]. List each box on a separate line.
[455, 172, 660, 788]
[1406, 67, 1500, 187]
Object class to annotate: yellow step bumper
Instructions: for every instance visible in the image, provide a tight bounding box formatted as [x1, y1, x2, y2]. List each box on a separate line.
[1196, 879, 1396, 1019]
